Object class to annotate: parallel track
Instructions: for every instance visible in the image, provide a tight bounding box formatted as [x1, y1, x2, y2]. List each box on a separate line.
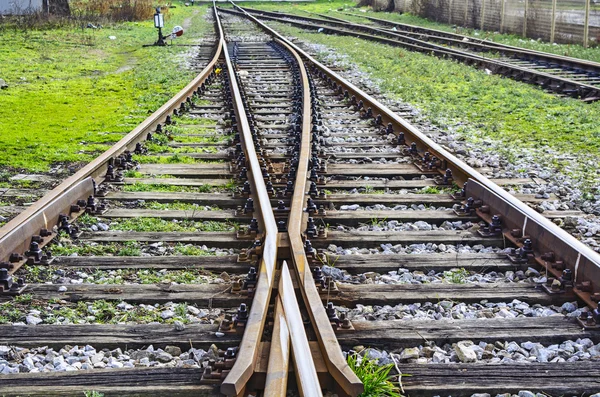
[0, 2, 599, 396]
[236, 6, 600, 101]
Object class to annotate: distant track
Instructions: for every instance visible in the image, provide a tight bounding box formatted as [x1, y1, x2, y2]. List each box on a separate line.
[238, 6, 600, 102]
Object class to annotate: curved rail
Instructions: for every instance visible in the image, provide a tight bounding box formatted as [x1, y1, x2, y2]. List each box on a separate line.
[237, 6, 600, 100]
[215, 3, 279, 394]
[226, 4, 365, 396]
[0, 16, 224, 274]
[216, 4, 322, 395]
[339, 10, 600, 70]
[224, 0, 600, 339]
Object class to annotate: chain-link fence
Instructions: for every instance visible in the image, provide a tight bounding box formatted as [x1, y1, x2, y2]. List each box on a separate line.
[388, 0, 599, 46]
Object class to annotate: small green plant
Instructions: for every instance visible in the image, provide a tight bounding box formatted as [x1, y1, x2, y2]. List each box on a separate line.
[443, 268, 470, 284]
[84, 391, 104, 397]
[369, 217, 387, 228]
[76, 213, 98, 227]
[124, 170, 144, 178]
[347, 352, 403, 397]
[317, 253, 340, 268]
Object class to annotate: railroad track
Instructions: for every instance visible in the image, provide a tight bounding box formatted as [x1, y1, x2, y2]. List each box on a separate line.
[234, 6, 600, 102]
[0, 2, 600, 396]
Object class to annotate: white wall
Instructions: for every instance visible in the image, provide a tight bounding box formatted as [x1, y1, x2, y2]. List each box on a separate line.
[0, 0, 44, 15]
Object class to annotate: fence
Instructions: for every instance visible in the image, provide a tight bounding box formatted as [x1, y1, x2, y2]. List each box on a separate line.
[385, 0, 599, 47]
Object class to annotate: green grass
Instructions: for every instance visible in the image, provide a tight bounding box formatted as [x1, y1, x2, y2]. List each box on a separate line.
[347, 351, 403, 397]
[442, 268, 470, 284]
[109, 217, 239, 232]
[18, 265, 216, 285]
[122, 181, 235, 193]
[140, 201, 220, 211]
[49, 240, 142, 256]
[254, 17, 600, 193]
[246, 0, 600, 62]
[0, 2, 213, 172]
[0, 298, 209, 325]
[415, 184, 461, 194]
[84, 392, 104, 397]
[49, 239, 218, 257]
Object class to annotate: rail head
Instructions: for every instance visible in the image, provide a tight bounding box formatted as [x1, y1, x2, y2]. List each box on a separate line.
[236, 6, 600, 100]
[215, 3, 280, 395]
[227, 1, 600, 309]
[0, 13, 224, 270]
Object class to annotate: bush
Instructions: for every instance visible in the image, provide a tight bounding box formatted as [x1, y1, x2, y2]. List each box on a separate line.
[71, 0, 161, 22]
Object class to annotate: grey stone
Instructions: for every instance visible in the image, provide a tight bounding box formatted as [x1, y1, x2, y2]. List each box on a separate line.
[517, 392, 536, 397]
[164, 346, 182, 357]
[432, 352, 446, 363]
[0, 79, 7, 89]
[561, 302, 577, 313]
[154, 351, 173, 363]
[399, 347, 419, 360]
[174, 320, 185, 331]
[187, 306, 200, 315]
[160, 310, 175, 319]
[322, 265, 346, 281]
[90, 353, 104, 365]
[455, 341, 477, 363]
[26, 315, 43, 325]
[130, 350, 150, 361]
[22, 357, 35, 370]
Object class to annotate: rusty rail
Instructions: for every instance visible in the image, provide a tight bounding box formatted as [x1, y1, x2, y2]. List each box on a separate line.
[236, 6, 600, 101]
[225, 0, 600, 346]
[217, 3, 322, 395]
[338, 10, 600, 71]
[0, 14, 224, 273]
[274, 37, 364, 396]
[217, 1, 279, 392]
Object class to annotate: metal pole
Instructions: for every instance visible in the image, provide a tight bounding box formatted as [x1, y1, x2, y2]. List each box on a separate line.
[449, 0, 453, 24]
[550, 0, 557, 43]
[465, 0, 469, 26]
[157, 27, 166, 46]
[584, 0, 591, 48]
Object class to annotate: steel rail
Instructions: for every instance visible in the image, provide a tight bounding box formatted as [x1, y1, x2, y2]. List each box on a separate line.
[257, 7, 600, 75]
[279, 263, 323, 396]
[274, 36, 364, 397]
[217, 5, 322, 396]
[223, 1, 600, 331]
[274, 35, 363, 396]
[339, 10, 600, 71]
[225, 5, 364, 395]
[214, 4, 279, 395]
[264, 297, 290, 396]
[237, 7, 600, 100]
[0, 17, 224, 269]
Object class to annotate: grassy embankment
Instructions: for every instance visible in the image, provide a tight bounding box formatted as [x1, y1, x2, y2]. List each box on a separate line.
[241, 0, 600, 194]
[0, 2, 213, 175]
